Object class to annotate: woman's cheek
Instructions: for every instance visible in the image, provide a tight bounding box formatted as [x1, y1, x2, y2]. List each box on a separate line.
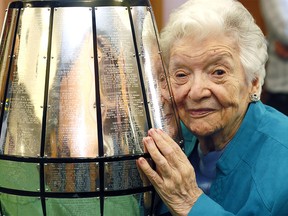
[172, 87, 188, 103]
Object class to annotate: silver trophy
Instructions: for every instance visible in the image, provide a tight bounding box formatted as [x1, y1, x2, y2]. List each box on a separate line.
[0, 0, 182, 215]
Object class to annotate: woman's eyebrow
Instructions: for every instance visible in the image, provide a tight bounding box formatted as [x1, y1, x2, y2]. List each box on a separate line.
[169, 50, 234, 72]
[204, 52, 234, 67]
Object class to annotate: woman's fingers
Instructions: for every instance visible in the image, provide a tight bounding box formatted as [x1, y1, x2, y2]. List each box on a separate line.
[142, 136, 172, 179]
[137, 128, 203, 216]
[149, 129, 185, 154]
[147, 129, 188, 169]
[138, 128, 189, 181]
[136, 157, 163, 186]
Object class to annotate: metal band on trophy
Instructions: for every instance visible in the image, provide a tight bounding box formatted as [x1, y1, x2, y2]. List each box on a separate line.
[0, 0, 182, 215]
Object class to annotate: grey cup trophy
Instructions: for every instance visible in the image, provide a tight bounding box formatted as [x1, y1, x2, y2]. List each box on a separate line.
[0, 0, 182, 215]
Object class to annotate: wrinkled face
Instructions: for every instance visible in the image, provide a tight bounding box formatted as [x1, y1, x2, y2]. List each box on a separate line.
[169, 35, 257, 140]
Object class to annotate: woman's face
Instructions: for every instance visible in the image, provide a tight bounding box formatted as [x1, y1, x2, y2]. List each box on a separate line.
[169, 35, 258, 143]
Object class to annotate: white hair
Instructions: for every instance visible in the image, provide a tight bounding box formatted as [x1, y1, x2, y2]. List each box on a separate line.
[160, 0, 268, 92]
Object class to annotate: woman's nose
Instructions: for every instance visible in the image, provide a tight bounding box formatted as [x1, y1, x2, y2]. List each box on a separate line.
[187, 75, 211, 101]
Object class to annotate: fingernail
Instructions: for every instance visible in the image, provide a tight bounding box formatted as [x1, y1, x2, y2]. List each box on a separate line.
[138, 157, 145, 164]
[144, 137, 152, 146]
[156, 128, 162, 133]
[148, 128, 155, 135]
[142, 137, 149, 142]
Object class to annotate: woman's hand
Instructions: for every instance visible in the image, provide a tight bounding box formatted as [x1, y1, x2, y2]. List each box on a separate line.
[137, 128, 203, 216]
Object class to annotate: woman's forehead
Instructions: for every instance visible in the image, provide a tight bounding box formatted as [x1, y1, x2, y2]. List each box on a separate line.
[170, 35, 238, 60]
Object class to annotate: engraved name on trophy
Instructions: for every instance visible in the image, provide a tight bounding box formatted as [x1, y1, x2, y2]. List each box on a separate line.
[0, 0, 182, 215]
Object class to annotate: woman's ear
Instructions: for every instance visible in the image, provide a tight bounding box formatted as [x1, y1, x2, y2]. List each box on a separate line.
[251, 77, 260, 94]
[249, 77, 261, 102]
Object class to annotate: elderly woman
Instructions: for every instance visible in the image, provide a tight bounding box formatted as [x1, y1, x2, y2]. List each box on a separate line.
[137, 0, 288, 215]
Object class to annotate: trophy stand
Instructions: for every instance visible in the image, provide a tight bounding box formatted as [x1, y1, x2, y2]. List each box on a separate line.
[0, 0, 182, 215]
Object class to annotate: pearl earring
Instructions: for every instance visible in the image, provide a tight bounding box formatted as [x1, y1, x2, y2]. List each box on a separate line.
[250, 93, 260, 102]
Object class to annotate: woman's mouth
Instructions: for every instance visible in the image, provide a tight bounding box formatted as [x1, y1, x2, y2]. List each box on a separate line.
[189, 108, 215, 118]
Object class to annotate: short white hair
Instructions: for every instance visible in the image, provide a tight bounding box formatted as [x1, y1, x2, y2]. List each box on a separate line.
[160, 0, 268, 92]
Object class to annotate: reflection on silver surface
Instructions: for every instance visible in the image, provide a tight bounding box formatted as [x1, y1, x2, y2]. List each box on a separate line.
[131, 7, 179, 140]
[96, 7, 148, 157]
[44, 7, 97, 158]
[0, 9, 18, 119]
[0, 8, 50, 157]
[104, 159, 149, 191]
[0, 6, 180, 159]
[44, 162, 99, 192]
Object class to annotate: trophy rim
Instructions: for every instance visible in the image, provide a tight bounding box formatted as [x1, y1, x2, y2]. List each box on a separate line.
[8, 0, 152, 9]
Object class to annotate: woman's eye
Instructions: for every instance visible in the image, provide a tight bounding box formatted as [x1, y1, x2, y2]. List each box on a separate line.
[170, 71, 189, 85]
[175, 72, 187, 78]
[213, 69, 225, 76]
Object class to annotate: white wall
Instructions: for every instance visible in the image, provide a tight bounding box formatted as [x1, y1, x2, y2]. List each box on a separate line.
[163, 0, 187, 26]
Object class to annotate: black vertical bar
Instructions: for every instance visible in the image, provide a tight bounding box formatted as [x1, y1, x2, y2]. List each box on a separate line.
[39, 6, 54, 216]
[92, 7, 104, 160]
[0, 6, 21, 139]
[40, 2, 54, 158]
[127, 6, 153, 131]
[92, 6, 105, 216]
